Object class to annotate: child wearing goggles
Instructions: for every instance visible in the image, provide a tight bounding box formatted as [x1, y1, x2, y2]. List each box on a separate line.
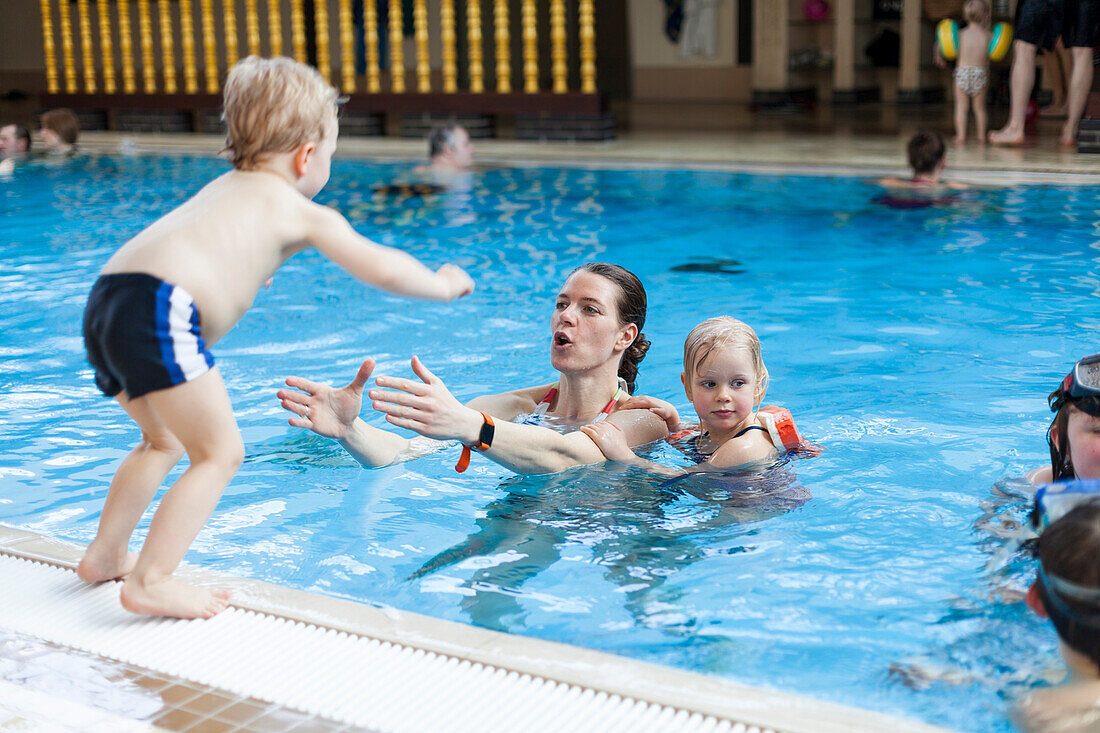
[1016, 499, 1100, 731]
[1030, 353, 1100, 485]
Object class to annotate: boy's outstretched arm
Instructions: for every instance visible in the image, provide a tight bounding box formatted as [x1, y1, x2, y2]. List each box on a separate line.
[307, 206, 474, 300]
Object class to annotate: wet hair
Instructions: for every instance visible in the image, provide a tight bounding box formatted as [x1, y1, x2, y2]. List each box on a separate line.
[428, 124, 463, 159]
[570, 262, 649, 394]
[907, 130, 945, 175]
[963, 0, 990, 27]
[221, 56, 339, 170]
[40, 109, 79, 145]
[682, 317, 769, 406]
[1047, 373, 1100, 480]
[1036, 500, 1100, 668]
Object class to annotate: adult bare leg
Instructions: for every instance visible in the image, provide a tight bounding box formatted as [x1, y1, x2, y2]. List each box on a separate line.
[1060, 46, 1094, 146]
[990, 40, 1038, 144]
[119, 368, 242, 619]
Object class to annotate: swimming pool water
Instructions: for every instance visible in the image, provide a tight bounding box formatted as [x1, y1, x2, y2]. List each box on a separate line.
[2, 153, 1098, 731]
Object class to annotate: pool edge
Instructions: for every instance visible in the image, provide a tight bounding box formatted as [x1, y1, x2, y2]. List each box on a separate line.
[0, 523, 955, 733]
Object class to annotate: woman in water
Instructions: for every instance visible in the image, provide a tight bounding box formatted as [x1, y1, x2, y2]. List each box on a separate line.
[278, 262, 669, 473]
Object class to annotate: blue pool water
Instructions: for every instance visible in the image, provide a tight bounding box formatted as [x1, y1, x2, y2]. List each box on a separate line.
[2, 153, 1098, 730]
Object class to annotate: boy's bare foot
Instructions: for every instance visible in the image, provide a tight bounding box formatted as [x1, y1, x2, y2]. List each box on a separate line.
[953, 135, 966, 145]
[988, 127, 1026, 146]
[120, 577, 230, 619]
[77, 543, 139, 583]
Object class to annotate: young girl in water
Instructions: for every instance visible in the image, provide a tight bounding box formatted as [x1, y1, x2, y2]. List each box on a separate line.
[582, 316, 790, 475]
[1030, 353, 1100, 484]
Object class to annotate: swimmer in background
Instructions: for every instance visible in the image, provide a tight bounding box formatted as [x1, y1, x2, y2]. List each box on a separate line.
[582, 317, 785, 476]
[38, 108, 79, 156]
[934, 0, 992, 145]
[875, 130, 971, 191]
[79, 56, 473, 620]
[411, 124, 475, 177]
[0, 123, 32, 175]
[1030, 353, 1100, 484]
[1015, 499, 1100, 732]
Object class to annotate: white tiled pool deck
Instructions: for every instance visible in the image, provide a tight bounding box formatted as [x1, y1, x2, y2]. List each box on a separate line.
[5, 125, 1094, 731]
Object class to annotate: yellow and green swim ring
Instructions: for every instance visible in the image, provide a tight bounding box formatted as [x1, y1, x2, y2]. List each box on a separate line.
[989, 22, 1013, 62]
[937, 18, 959, 61]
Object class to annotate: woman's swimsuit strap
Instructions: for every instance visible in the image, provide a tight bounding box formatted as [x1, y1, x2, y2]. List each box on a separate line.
[523, 385, 623, 426]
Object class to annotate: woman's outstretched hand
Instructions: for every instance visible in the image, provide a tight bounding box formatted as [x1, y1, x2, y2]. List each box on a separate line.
[369, 356, 481, 443]
[278, 359, 376, 439]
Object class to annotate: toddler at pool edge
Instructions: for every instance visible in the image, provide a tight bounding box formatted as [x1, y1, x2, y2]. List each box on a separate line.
[582, 316, 779, 475]
[935, 0, 992, 145]
[78, 56, 474, 620]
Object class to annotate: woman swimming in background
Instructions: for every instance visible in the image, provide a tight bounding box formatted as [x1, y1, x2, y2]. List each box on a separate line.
[1030, 353, 1100, 484]
[278, 262, 669, 474]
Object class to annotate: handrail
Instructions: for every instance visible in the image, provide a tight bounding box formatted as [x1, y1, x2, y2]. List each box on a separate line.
[37, 0, 599, 103]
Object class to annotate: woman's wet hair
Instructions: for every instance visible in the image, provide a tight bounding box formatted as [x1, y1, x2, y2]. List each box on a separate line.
[1037, 500, 1100, 668]
[572, 262, 648, 394]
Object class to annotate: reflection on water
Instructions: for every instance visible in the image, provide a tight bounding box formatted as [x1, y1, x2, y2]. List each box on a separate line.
[410, 456, 810, 634]
[0, 629, 162, 720]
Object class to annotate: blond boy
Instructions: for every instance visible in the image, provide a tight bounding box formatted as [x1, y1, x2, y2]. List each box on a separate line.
[79, 56, 473, 619]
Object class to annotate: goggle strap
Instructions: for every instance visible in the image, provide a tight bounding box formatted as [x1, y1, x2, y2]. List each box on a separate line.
[1040, 565, 1100, 605]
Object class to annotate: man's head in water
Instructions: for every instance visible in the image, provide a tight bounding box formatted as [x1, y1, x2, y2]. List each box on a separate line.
[907, 130, 946, 178]
[427, 124, 474, 171]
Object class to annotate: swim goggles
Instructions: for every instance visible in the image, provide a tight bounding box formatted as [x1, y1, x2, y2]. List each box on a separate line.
[1032, 480, 1100, 532]
[1049, 353, 1100, 416]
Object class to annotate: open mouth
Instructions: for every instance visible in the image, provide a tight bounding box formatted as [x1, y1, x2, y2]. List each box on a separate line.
[554, 332, 572, 347]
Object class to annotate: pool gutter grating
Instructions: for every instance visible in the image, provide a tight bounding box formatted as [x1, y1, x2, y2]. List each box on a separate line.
[1, 553, 765, 732]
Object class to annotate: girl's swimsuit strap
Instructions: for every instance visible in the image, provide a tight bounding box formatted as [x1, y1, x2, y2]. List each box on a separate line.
[731, 424, 769, 440]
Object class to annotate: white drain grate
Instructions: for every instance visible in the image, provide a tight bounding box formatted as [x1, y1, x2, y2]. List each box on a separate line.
[1, 554, 767, 732]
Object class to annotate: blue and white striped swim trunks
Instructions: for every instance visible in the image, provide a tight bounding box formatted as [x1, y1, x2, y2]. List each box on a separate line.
[83, 272, 215, 398]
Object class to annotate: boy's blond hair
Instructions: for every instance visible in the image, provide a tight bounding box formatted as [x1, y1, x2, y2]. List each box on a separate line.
[683, 316, 769, 401]
[963, 0, 990, 27]
[221, 56, 338, 170]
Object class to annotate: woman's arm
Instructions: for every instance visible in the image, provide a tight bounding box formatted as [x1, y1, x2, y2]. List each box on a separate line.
[370, 358, 669, 474]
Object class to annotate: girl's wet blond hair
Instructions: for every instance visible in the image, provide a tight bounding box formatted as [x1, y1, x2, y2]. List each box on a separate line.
[221, 56, 338, 170]
[683, 316, 769, 403]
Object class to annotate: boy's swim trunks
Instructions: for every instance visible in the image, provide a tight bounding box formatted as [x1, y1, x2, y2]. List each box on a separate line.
[83, 272, 214, 398]
[954, 66, 989, 97]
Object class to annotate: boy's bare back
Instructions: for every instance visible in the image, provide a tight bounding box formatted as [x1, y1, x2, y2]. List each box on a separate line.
[102, 171, 325, 345]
